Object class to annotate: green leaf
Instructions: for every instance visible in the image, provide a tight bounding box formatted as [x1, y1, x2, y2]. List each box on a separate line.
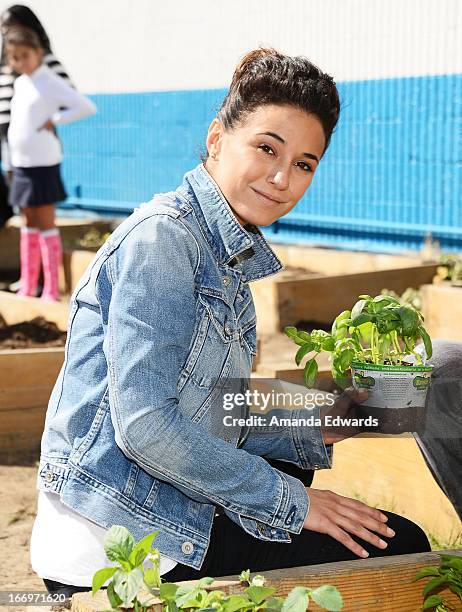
[422, 575, 449, 598]
[284, 326, 299, 340]
[128, 532, 159, 567]
[281, 586, 310, 612]
[245, 585, 276, 605]
[440, 554, 462, 571]
[412, 567, 440, 581]
[106, 581, 123, 609]
[422, 594, 445, 610]
[264, 596, 285, 612]
[398, 305, 420, 337]
[113, 567, 144, 605]
[418, 326, 433, 359]
[339, 349, 355, 371]
[303, 359, 318, 388]
[223, 595, 253, 612]
[160, 583, 180, 601]
[104, 525, 136, 564]
[351, 312, 374, 327]
[351, 299, 367, 321]
[321, 336, 335, 352]
[295, 341, 315, 366]
[92, 566, 118, 594]
[144, 566, 161, 589]
[239, 569, 251, 584]
[358, 294, 372, 300]
[311, 585, 343, 611]
[297, 331, 312, 342]
[331, 310, 351, 338]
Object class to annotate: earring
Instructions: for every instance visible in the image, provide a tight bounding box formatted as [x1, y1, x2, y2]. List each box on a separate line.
[211, 152, 217, 160]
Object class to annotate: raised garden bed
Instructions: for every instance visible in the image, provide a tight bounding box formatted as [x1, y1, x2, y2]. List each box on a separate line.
[252, 262, 439, 335]
[421, 283, 462, 341]
[72, 549, 462, 612]
[0, 313, 65, 463]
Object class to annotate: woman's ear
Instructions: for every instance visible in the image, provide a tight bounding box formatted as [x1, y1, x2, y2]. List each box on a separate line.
[206, 117, 224, 160]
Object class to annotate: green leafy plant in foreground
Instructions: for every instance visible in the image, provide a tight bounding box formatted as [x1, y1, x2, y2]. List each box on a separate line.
[285, 293, 433, 387]
[92, 525, 343, 611]
[412, 553, 462, 611]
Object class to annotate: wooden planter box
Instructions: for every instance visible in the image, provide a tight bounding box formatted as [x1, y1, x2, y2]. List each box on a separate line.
[252, 263, 438, 335]
[72, 549, 462, 612]
[421, 283, 462, 341]
[0, 347, 64, 463]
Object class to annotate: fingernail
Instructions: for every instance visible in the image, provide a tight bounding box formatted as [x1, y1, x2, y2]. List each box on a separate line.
[361, 549, 369, 558]
[386, 528, 395, 537]
[379, 539, 388, 548]
[380, 514, 388, 522]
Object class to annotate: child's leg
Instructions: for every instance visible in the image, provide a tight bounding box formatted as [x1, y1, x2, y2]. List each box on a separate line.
[36, 204, 62, 301]
[18, 207, 41, 297]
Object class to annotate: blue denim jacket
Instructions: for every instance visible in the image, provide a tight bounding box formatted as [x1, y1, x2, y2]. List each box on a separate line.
[37, 164, 331, 569]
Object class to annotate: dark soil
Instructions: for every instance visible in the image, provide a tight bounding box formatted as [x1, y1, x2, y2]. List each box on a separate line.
[0, 314, 66, 349]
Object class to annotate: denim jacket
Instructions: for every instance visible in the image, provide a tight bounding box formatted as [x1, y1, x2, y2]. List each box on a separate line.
[37, 164, 331, 569]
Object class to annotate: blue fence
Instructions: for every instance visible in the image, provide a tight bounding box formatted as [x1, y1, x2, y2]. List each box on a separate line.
[59, 73, 462, 253]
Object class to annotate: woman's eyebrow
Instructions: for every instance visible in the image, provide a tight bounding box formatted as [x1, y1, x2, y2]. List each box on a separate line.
[257, 131, 319, 162]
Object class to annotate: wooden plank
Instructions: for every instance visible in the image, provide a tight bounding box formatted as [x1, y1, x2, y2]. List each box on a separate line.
[278, 264, 438, 328]
[71, 550, 462, 612]
[0, 290, 69, 330]
[270, 244, 424, 275]
[0, 348, 64, 389]
[421, 283, 462, 341]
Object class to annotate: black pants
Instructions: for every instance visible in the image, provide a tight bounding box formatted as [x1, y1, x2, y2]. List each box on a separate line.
[43, 509, 429, 596]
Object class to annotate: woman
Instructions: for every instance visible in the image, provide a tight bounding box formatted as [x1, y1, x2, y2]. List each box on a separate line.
[31, 48, 430, 598]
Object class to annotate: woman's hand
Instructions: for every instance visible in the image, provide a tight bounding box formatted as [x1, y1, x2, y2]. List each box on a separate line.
[38, 119, 54, 131]
[303, 488, 395, 558]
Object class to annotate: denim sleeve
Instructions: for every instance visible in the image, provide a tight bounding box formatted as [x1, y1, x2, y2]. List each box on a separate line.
[237, 379, 333, 469]
[101, 213, 308, 536]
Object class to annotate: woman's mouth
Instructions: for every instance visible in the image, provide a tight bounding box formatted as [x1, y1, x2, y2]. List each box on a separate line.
[251, 187, 287, 205]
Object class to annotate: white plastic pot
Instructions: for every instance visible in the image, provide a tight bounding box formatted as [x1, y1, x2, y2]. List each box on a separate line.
[351, 361, 433, 410]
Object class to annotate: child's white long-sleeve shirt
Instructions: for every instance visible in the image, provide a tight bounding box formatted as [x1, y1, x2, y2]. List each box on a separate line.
[8, 63, 96, 168]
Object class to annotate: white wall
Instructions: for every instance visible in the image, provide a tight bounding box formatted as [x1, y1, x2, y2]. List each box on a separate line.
[0, 0, 460, 93]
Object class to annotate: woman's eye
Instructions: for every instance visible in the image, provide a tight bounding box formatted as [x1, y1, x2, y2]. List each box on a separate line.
[258, 144, 275, 155]
[296, 161, 313, 173]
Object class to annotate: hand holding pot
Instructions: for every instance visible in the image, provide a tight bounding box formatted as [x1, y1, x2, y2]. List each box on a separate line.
[303, 488, 395, 558]
[321, 387, 370, 445]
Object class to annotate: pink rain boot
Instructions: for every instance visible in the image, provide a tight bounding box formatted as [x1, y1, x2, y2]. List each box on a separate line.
[18, 227, 41, 297]
[39, 228, 62, 301]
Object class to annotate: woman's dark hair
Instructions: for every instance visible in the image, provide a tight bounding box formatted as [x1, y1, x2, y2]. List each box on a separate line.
[4, 25, 41, 50]
[1, 5, 51, 58]
[218, 48, 340, 153]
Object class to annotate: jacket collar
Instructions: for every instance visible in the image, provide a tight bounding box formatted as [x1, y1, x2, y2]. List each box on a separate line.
[179, 164, 283, 282]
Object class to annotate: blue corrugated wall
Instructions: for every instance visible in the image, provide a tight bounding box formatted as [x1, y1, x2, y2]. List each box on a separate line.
[59, 73, 462, 252]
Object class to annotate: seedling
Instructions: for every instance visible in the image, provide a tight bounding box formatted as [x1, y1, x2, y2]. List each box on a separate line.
[92, 525, 343, 611]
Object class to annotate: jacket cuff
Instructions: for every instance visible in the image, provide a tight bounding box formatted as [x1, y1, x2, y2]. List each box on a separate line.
[293, 406, 333, 470]
[270, 469, 309, 534]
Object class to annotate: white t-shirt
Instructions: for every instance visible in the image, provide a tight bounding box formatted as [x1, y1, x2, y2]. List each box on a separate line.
[30, 491, 177, 587]
[8, 64, 96, 168]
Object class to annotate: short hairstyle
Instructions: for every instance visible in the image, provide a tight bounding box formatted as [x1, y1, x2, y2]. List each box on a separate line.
[218, 48, 340, 153]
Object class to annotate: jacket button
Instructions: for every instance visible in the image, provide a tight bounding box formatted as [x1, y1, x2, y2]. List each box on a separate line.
[181, 541, 194, 555]
[44, 471, 54, 483]
[223, 276, 231, 286]
[224, 324, 233, 336]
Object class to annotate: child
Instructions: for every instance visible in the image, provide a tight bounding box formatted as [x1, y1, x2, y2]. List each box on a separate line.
[5, 26, 96, 300]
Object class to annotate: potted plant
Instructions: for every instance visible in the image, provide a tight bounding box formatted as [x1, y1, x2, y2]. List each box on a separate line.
[284, 293, 433, 415]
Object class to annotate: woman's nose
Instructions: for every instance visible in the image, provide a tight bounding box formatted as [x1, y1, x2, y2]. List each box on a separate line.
[269, 167, 290, 191]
